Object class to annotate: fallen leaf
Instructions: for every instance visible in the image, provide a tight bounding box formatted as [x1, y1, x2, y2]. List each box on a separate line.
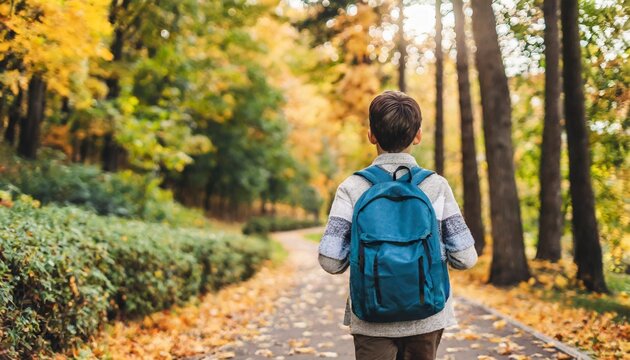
[317, 352, 338, 358]
[255, 348, 273, 357]
[214, 351, 235, 359]
[497, 342, 513, 355]
[492, 320, 507, 330]
[293, 347, 316, 354]
[317, 341, 335, 348]
[555, 353, 573, 359]
[288, 338, 310, 348]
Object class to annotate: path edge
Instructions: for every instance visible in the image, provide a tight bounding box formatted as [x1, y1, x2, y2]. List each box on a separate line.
[455, 296, 593, 360]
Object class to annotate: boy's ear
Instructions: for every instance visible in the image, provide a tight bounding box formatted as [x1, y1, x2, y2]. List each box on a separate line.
[368, 129, 378, 145]
[412, 128, 422, 145]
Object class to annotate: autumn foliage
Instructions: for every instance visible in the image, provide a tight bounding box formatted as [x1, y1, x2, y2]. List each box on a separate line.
[450, 254, 629, 358]
[0, 0, 627, 358]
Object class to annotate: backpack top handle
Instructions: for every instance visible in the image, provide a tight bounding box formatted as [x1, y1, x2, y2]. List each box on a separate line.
[392, 165, 413, 182]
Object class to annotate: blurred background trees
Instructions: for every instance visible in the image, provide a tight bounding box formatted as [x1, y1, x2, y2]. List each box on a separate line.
[1, 0, 627, 291]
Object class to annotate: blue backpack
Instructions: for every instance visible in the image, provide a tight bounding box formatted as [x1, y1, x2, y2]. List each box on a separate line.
[349, 165, 450, 322]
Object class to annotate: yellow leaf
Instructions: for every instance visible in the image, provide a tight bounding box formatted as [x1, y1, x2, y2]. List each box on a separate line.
[554, 275, 568, 288]
[254, 349, 273, 357]
[492, 319, 507, 330]
[214, 351, 235, 359]
[293, 347, 316, 354]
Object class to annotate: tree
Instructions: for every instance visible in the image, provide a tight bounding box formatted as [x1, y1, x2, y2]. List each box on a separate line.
[434, 0, 444, 175]
[470, 0, 530, 285]
[101, 0, 132, 172]
[17, 75, 45, 158]
[536, 0, 563, 261]
[4, 90, 21, 145]
[0, 0, 113, 159]
[560, 0, 608, 292]
[397, 0, 407, 92]
[453, 0, 486, 255]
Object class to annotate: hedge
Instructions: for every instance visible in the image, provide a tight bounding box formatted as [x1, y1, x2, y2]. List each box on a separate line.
[0, 200, 270, 358]
[242, 216, 321, 236]
[0, 148, 207, 227]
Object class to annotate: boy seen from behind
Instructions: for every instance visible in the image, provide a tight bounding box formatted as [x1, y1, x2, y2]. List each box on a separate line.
[318, 91, 478, 360]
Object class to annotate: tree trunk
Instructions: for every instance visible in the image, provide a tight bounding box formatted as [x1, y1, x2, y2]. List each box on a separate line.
[105, 0, 129, 100]
[560, 0, 608, 292]
[397, 0, 407, 92]
[470, 0, 530, 285]
[453, 0, 486, 255]
[0, 89, 6, 136]
[4, 89, 22, 145]
[102, 133, 118, 171]
[434, 0, 444, 175]
[101, 0, 130, 170]
[204, 179, 215, 211]
[536, 0, 564, 262]
[79, 136, 91, 163]
[18, 75, 46, 159]
[71, 136, 82, 162]
[105, 25, 124, 100]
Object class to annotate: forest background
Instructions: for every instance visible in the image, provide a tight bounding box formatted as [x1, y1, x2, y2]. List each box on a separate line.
[0, 0, 627, 357]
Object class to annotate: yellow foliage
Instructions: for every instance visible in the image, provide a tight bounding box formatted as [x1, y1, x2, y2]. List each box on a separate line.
[1, 0, 112, 100]
[42, 124, 73, 155]
[333, 4, 378, 63]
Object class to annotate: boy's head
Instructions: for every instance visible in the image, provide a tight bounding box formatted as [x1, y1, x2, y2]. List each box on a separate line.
[368, 91, 422, 153]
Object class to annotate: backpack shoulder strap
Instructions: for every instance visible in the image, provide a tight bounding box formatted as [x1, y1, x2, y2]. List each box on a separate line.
[354, 165, 391, 185]
[411, 167, 435, 186]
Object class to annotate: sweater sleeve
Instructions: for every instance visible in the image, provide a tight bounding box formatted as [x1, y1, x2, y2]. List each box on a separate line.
[318, 181, 353, 274]
[440, 181, 477, 270]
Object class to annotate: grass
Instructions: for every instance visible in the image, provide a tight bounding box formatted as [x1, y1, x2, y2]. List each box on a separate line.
[269, 238, 289, 266]
[528, 259, 630, 321]
[305, 231, 323, 243]
[567, 272, 630, 321]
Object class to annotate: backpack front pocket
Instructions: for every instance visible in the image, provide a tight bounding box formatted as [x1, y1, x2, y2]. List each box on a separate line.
[361, 240, 434, 322]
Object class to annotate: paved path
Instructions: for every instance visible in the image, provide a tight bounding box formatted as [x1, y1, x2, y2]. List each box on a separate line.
[212, 228, 582, 360]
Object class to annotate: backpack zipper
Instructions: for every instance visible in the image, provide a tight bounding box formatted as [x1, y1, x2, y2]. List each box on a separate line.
[359, 242, 365, 273]
[418, 256, 426, 304]
[374, 255, 382, 305]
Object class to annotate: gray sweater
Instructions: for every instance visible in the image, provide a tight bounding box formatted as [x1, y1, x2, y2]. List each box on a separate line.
[318, 152, 477, 337]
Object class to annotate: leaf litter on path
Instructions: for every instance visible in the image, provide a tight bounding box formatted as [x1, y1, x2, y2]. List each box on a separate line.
[71, 261, 295, 359]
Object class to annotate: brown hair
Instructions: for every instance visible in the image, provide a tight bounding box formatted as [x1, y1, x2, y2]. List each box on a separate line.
[368, 91, 422, 152]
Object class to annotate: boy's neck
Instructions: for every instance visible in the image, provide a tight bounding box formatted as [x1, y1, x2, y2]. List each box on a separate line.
[376, 146, 412, 155]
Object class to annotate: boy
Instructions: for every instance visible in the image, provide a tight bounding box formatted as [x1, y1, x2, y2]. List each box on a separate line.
[318, 91, 478, 360]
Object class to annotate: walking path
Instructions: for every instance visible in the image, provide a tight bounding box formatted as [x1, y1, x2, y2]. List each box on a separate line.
[205, 228, 586, 360]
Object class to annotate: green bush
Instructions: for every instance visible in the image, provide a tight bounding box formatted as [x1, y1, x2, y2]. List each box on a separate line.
[0, 200, 270, 358]
[0, 148, 207, 227]
[242, 216, 321, 235]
